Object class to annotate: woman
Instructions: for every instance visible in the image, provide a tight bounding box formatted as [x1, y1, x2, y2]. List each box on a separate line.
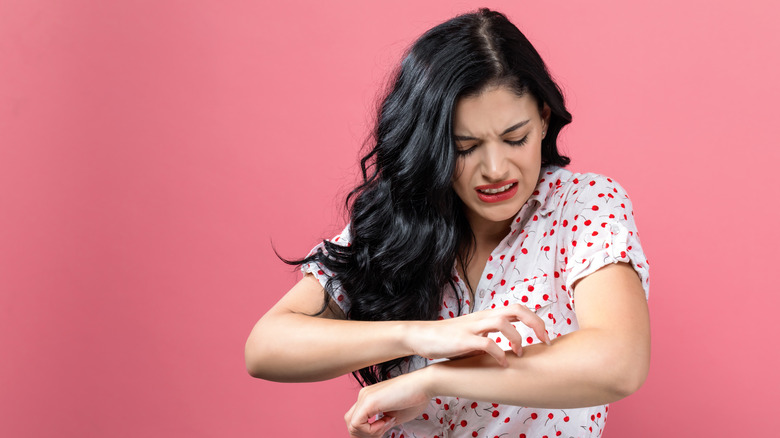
[246, 8, 650, 438]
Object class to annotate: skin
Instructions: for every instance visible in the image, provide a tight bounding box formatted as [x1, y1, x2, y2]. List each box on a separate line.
[245, 85, 650, 438]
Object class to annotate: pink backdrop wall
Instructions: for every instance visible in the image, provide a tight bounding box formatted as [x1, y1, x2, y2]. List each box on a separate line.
[2, 0, 778, 436]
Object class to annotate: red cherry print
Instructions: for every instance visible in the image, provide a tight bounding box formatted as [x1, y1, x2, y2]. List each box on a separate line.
[526, 336, 533, 343]
[548, 313, 553, 319]
[521, 248, 528, 254]
[562, 219, 568, 227]
[550, 229, 555, 236]
[533, 190, 540, 195]
[317, 269, 324, 275]
[492, 410, 500, 418]
[564, 416, 570, 422]
[503, 300, 509, 306]
[584, 220, 592, 226]
[548, 413, 554, 419]
[504, 417, 510, 423]
[620, 251, 627, 258]
[436, 398, 442, 404]
[560, 248, 565, 255]
[492, 403, 499, 407]
[528, 285, 535, 291]
[499, 255, 505, 260]
[543, 294, 549, 301]
[515, 217, 521, 222]
[422, 413, 429, 420]
[489, 256, 493, 261]
[601, 222, 607, 228]
[554, 271, 560, 278]
[571, 225, 578, 232]
[532, 215, 538, 221]
[567, 318, 572, 324]
[510, 255, 515, 262]
[531, 413, 538, 419]
[496, 336, 502, 343]
[589, 180, 596, 186]
[449, 311, 455, 318]
[609, 214, 615, 219]
[597, 412, 602, 418]
[591, 205, 599, 211]
[444, 404, 449, 410]
[471, 402, 478, 409]
[571, 240, 577, 247]
[607, 178, 613, 182]
[491, 304, 496, 309]
[520, 435, 527, 438]
[543, 246, 550, 251]
[591, 415, 595, 420]
[500, 279, 506, 286]
[573, 178, 579, 184]
[487, 273, 493, 280]
[337, 295, 344, 302]
[592, 231, 598, 236]
[587, 242, 593, 247]
[472, 433, 478, 438]
[598, 193, 605, 198]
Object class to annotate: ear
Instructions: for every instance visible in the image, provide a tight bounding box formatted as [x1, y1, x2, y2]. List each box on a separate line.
[541, 103, 551, 129]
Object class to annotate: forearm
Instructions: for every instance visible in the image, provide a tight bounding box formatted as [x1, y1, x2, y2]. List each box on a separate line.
[245, 313, 413, 383]
[424, 328, 649, 409]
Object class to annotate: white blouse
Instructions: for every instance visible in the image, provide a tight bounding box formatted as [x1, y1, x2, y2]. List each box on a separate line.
[303, 165, 650, 438]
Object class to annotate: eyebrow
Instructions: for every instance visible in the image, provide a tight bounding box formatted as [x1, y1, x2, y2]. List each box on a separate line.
[453, 120, 530, 141]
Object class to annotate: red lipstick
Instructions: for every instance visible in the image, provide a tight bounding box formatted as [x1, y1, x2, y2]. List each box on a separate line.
[475, 179, 518, 203]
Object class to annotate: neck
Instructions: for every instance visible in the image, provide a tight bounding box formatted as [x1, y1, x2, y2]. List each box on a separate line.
[464, 210, 514, 249]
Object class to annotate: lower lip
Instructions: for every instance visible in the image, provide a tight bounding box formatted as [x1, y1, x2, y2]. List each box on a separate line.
[476, 183, 518, 203]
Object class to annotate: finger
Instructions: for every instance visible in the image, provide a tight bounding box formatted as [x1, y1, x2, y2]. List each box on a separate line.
[475, 336, 507, 366]
[344, 402, 357, 427]
[494, 319, 525, 356]
[509, 304, 551, 345]
[348, 414, 396, 438]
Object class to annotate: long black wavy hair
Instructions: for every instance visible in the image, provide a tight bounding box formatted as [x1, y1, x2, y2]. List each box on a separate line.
[292, 8, 572, 386]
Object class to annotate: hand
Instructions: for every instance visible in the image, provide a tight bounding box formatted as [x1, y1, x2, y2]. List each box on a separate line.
[344, 369, 432, 438]
[405, 304, 550, 367]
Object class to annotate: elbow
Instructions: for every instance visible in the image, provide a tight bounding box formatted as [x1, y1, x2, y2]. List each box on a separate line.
[611, 362, 648, 399]
[603, 348, 650, 400]
[244, 335, 271, 379]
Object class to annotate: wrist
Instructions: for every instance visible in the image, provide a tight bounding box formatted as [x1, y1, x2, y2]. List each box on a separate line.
[417, 361, 439, 399]
[396, 320, 421, 357]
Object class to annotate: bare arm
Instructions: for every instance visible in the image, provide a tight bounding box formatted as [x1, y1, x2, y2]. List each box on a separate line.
[244, 274, 410, 382]
[344, 262, 650, 433]
[245, 274, 550, 383]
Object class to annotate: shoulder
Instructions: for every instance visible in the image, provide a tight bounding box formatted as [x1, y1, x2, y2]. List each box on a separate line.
[543, 168, 635, 217]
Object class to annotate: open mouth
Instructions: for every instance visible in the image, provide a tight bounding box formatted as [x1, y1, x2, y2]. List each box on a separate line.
[477, 182, 516, 194]
[475, 180, 519, 203]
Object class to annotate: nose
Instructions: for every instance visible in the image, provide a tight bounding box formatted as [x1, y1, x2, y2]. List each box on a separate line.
[480, 141, 510, 182]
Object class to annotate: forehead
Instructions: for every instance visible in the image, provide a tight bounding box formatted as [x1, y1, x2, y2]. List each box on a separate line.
[453, 86, 539, 134]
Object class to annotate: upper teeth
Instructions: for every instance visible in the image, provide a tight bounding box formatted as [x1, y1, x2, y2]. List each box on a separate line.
[481, 183, 514, 194]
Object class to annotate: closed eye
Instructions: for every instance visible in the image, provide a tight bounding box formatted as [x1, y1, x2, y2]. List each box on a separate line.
[506, 135, 529, 146]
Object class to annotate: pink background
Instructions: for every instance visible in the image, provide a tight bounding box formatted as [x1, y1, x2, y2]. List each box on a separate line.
[1, 0, 778, 436]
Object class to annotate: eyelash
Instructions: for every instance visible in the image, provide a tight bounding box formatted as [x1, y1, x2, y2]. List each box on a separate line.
[456, 135, 529, 156]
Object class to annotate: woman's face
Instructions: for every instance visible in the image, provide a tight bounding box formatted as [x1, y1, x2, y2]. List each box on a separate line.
[452, 85, 550, 234]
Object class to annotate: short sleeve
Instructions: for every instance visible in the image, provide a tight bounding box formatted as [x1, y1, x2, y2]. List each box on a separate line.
[300, 224, 352, 314]
[562, 174, 650, 303]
